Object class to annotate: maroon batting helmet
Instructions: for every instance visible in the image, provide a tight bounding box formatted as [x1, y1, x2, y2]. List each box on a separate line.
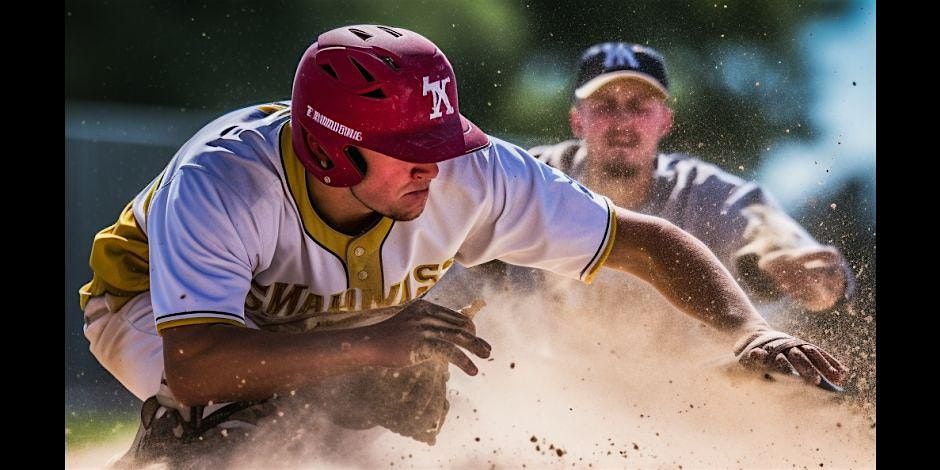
[291, 24, 490, 186]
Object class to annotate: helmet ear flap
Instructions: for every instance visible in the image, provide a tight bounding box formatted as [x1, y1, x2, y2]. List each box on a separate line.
[305, 132, 334, 170]
[304, 130, 367, 177]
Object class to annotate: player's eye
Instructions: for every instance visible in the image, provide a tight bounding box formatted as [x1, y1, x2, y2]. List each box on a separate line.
[595, 101, 616, 114]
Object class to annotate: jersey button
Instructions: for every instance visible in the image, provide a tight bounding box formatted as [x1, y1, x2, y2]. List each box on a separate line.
[353, 247, 365, 256]
[357, 270, 368, 280]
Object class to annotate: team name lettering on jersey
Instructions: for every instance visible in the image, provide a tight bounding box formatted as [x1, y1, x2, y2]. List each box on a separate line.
[245, 258, 455, 320]
[422, 76, 454, 119]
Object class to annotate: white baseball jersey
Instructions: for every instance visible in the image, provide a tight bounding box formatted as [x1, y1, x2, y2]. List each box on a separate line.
[80, 103, 616, 333]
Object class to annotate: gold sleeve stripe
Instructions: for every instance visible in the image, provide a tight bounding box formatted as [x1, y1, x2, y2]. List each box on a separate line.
[257, 103, 289, 115]
[141, 171, 166, 218]
[582, 197, 617, 284]
[156, 317, 246, 335]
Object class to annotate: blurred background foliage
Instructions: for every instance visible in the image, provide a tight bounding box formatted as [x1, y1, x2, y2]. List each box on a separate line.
[67, 0, 848, 162]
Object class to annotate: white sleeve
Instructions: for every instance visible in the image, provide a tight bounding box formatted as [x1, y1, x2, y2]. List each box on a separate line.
[456, 141, 615, 283]
[147, 166, 265, 333]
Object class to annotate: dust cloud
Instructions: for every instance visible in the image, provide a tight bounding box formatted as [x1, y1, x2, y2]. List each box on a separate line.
[67, 269, 875, 469]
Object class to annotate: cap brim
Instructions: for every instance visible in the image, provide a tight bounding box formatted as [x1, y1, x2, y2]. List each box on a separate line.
[375, 113, 490, 164]
[457, 114, 491, 157]
[575, 71, 669, 100]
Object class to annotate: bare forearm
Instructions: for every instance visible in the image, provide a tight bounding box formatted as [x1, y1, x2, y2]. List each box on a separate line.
[163, 323, 378, 406]
[603, 208, 769, 333]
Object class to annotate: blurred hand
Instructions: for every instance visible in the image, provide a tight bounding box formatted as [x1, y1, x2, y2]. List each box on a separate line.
[734, 329, 846, 392]
[360, 299, 491, 376]
[758, 246, 848, 312]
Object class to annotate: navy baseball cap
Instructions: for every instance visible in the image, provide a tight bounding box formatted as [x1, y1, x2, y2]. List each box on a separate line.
[574, 42, 669, 99]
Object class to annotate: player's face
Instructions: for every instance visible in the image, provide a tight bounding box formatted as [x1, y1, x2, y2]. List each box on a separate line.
[350, 147, 440, 221]
[572, 79, 672, 179]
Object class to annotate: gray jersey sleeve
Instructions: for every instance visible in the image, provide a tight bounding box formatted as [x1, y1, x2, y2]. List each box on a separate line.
[529, 139, 584, 175]
[645, 155, 838, 300]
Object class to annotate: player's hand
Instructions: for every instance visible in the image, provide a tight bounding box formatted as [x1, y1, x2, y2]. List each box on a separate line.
[758, 246, 849, 312]
[734, 329, 846, 392]
[361, 299, 491, 376]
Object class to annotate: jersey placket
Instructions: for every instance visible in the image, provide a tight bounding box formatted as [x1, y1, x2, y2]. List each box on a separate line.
[344, 218, 393, 307]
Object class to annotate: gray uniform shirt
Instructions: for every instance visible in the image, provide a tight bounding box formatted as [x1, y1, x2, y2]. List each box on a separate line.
[524, 139, 847, 300]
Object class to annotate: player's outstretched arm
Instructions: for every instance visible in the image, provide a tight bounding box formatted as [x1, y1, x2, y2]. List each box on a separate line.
[601, 206, 846, 390]
[162, 299, 491, 406]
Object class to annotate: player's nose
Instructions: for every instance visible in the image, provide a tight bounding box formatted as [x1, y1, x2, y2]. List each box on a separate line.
[412, 162, 439, 181]
[608, 116, 635, 132]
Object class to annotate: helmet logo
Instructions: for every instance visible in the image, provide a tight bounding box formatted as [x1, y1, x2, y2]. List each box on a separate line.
[422, 76, 454, 119]
[602, 43, 639, 69]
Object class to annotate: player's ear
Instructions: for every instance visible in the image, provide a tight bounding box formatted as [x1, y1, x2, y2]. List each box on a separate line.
[569, 105, 583, 138]
[659, 102, 674, 138]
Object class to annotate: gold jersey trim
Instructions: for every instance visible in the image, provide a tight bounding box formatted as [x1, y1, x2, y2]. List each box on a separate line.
[156, 317, 246, 335]
[279, 122, 394, 299]
[582, 197, 617, 284]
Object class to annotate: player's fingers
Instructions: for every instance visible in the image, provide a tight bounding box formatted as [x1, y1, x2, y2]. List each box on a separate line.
[813, 270, 848, 303]
[415, 340, 480, 376]
[414, 315, 475, 337]
[760, 247, 840, 279]
[813, 345, 847, 373]
[786, 347, 822, 386]
[756, 251, 791, 273]
[425, 327, 492, 359]
[413, 301, 475, 327]
[802, 346, 845, 385]
[773, 353, 798, 375]
[740, 348, 769, 370]
[402, 301, 475, 332]
[793, 247, 842, 266]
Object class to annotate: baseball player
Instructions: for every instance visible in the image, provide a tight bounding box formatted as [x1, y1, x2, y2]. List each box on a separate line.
[499, 42, 853, 313]
[79, 27, 846, 467]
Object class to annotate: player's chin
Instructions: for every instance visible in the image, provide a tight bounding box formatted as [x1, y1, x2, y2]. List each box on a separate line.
[403, 190, 431, 216]
[387, 198, 429, 221]
[389, 209, 424, 222]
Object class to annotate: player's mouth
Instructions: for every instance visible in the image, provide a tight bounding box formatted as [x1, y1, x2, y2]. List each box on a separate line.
[605, 131, 639, 148]
[602, 162, 641, 179]
[606, 138, 639, 148]
[402, 187, 430, 203]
